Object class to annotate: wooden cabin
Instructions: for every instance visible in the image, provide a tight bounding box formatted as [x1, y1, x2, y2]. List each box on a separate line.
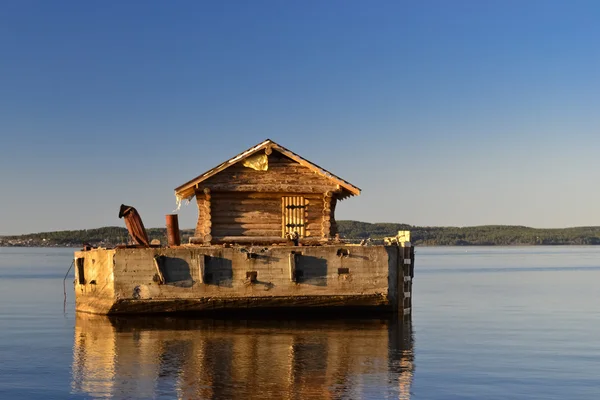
[174, 139, 361, 244]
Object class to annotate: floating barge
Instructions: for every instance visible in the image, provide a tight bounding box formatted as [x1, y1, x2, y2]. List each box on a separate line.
[74, 139, 414, 315]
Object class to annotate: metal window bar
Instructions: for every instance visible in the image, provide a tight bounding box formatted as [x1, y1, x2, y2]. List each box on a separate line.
[282, 196, 306, 237]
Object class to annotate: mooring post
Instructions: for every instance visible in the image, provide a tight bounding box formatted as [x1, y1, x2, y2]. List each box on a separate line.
[394, 230, 412, 317]
[166, 214, 181, 247]
[401, 242, 413, 317]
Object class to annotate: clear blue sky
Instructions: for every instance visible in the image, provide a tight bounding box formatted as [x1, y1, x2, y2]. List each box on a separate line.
[1, 1, 600, 234]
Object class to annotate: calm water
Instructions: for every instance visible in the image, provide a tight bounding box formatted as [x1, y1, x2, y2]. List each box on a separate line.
[0, 246, 599, 399]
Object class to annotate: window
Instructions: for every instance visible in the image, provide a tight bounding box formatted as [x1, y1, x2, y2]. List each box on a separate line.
[282, 196, 306, 237]
[76, 258, 85, 285]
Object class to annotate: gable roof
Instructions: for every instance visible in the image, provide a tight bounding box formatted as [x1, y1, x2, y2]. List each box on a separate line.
[174, 139, 361, 202]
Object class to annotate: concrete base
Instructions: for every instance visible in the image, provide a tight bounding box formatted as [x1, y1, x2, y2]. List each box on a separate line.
[74, 244, 413, 316]
[106, 294, 391, 315]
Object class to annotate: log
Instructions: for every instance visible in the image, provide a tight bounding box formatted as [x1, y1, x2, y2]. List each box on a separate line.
[211, 228, 282, 237]
[306, 223, 323, 232]
[212, 223, 281, 230]
[211, 236, 288, 244]
[210, 209, 278, 216]
[191, 236, 328, 245]
[209, 164, 311, 173]
[211, 216, 281, 224]
[306, 206, 324, 215]
[202, 184, 338, 193]
[205, 176, 334, 186]
[211, 198, 282, 206]
[202, 164, 330, 176]
[211, 204, 282, 214]
[210, 192, 319, 200]
[210, 210, 279, 218]
[305, 218, 322, 229]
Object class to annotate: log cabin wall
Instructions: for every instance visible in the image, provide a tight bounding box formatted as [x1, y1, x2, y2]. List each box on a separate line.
[205, 192, 325, 238]
[195, 189, 211, 239]
[193, 151, 339, 239]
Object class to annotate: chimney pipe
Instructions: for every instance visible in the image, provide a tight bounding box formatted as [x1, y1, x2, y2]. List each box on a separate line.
[166, 214, 181, 246]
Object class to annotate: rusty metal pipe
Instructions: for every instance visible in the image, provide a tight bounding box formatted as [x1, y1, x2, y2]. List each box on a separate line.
[166, 214, 181, 246]
[119, 204, 150, 247]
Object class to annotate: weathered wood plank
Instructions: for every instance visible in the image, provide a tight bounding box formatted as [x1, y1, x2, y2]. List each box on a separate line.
[211, 192, 321, 200]
[306, 209, 324, 221]
[211, 216, 281, 224]
[201, 184, 338, 193]
[211, 204, 282, 214]
[212, 228, 282, 236]
[210, 210, 279, 217]
[203, 155, 336, 188]
[306, 223, 323, 231]
[210, 236, 288, 244]
[211, 199, 282, 206]
[206, 174, 333, 184]
[212, 223, 281, 230]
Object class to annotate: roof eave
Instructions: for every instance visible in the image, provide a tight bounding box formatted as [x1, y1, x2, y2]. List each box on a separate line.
[174, 139, 273, 196]
[173, 139, 361, 198]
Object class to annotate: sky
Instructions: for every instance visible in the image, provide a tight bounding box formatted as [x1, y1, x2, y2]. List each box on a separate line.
[1, 1, 600, 234]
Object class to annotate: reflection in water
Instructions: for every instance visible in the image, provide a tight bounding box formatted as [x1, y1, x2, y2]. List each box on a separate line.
[72, 314, 413, 399]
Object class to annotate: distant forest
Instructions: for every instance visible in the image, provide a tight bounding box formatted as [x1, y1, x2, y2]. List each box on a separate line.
[3, 221, 600, 247]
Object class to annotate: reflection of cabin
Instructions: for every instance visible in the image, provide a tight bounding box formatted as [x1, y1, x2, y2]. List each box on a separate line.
[72, 315, 413, 399]
[174, 139, 361, 244]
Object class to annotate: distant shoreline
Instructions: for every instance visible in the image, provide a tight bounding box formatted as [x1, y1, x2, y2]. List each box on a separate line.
[2, 221, 600, 247]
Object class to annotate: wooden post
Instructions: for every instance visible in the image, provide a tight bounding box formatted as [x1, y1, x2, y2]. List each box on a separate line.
[401, 242, 413, 317]
[395, 245, 402, 314]
[289, 252, 297, 282]
[153, 255, 166, 284]
[196, 254, 206, 284]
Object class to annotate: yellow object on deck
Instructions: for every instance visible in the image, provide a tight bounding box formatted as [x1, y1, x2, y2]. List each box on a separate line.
[397, 231, 411, 246]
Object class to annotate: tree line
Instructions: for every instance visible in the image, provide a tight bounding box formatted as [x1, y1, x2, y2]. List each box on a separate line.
[337, 221, 600, 245]
[2, 221, 600, 246]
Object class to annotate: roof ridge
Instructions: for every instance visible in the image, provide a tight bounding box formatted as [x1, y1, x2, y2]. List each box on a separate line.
[174, 139, 360, 201]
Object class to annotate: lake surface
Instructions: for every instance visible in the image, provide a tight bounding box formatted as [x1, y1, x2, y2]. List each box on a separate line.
[0, 246, 599, 399]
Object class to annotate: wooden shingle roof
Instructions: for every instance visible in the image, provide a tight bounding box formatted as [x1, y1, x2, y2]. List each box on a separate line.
[174, 139, 361, 203]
